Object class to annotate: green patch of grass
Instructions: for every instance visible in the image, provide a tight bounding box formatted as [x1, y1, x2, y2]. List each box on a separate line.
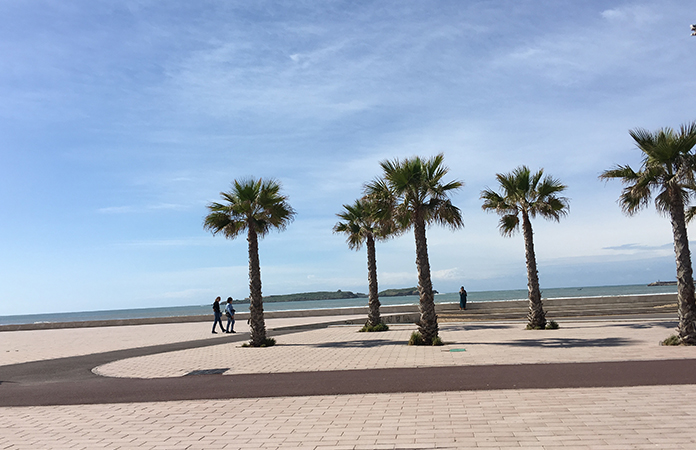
[409, 331, 424, 345]
[242, 337, 277, 348]
[661, 335, 682, 346]
[408, 331, 444, 346]
[545, 320, 560, 330]
[526, 321, 558, 330]
[359, 322, 390, 332]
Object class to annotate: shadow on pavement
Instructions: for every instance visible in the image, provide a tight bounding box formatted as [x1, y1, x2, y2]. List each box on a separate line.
[441, 324, 518, 331]
[492, 337, 636, 348]
[314, 339, 400, 348]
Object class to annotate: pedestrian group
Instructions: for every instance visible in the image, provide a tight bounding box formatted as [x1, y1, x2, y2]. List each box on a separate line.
[211, 296, 236, 334]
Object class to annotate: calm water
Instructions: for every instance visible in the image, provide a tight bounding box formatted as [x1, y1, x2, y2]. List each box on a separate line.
[0, 284, 678, 326]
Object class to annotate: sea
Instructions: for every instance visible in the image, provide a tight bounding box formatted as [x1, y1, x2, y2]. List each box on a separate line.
[0, 283, 678, 326]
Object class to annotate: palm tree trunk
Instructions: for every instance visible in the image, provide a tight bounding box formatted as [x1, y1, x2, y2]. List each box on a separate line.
[668, 189, 696, 344]
[366, 234, 381, 327]
[414, 211, 438, 343]
[522, 211, 546, 329]
[247, 222, 266, 346]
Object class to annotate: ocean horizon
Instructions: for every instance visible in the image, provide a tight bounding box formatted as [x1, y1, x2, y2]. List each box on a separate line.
[0, 283, 678, 326]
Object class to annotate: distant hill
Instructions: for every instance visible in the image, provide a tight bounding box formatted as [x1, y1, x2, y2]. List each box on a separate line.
[233, 287, 433, 304]
[235, 290, 367, 303]
[378, 287, 437, 297]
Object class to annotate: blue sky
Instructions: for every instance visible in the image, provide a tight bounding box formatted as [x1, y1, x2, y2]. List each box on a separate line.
[1, 0, 695, 315]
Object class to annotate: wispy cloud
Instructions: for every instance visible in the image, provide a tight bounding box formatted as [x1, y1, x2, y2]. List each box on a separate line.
[97, 206, 136, 214]
[491, 3, 666, 87]
[97, 203, 190, 214]
[107, 236, 238, 249]
[603, 243, 673, 252]
[432, 267, 463, 281]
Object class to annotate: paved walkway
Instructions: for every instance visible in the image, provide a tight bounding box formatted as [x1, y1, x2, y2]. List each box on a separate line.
[95, 320, 693, 378]
[2, 316, 696, 449]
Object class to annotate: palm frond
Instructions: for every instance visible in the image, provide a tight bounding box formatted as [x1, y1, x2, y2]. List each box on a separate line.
[499, 214, 519, 236]
[686, 205, 696, 223]
[599, 165, 639, 183]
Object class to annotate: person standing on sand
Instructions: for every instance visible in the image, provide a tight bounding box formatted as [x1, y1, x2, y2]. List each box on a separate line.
[225, 297, 236, 333]
[212, 296, 226, 334]
[459, 286, 467, 310]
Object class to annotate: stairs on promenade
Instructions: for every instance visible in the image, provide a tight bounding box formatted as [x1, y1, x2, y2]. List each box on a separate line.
[436, 293, 678, 322]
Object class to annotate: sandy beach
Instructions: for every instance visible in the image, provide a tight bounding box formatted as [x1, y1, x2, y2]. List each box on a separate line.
[2, 311, 696, 449]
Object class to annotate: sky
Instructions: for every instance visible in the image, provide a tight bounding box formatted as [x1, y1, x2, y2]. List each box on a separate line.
[1, 0, 695, 315]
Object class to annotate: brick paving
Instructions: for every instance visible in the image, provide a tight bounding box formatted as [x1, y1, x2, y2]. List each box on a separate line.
[1, 386, 695, 449]
[2, 316, 696, 449]
[94, 320, 696, 379]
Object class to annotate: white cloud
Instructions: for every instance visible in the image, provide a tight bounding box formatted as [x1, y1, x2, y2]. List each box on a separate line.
[97, 206, 136, 214]
[600, 5, 655, 25]
[432, 267, 463, 281]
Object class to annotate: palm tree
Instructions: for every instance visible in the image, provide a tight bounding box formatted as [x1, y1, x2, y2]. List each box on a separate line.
[600, 122, 696, 345]
[204, 178, 295, 347]
[481, 166, 569, 330]
[333, 197, 395, 328]
[366, 154, 463, 344]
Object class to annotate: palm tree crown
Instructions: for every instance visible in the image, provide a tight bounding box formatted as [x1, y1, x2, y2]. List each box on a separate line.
[333, 197, 393, 250]
[204, 178, 295, 239]
[372, 153, 464, 231]
[600, 123, 696, 216]
[204, 177, 295, 347]
[481, 166, 569, 236]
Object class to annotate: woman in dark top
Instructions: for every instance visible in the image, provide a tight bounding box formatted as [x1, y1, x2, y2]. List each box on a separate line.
[459, 286, 467, 310]
[212, 296, 226, 333]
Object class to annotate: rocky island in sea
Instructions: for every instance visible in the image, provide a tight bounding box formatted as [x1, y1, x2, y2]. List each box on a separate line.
[647, 280, 677, 286]
[236, 287, 437, 304]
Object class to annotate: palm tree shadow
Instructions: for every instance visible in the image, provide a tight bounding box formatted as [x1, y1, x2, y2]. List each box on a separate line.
[496, 337, 636, 348]
[313, 339, 400, 348]
[442, 324, 517, 332]
[594, 321, 677, 330]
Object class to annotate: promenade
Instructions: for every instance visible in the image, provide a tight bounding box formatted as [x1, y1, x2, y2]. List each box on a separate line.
[1, 311, 696, 449]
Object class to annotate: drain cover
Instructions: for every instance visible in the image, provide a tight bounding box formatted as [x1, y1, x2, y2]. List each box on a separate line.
[185, 368, 229, 376]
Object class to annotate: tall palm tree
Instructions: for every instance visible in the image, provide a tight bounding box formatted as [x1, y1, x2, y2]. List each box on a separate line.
[204, 178, 295, 347]
[481, 166, 569, 330]
[366, 154, 463, 344]
[600, 122, 696, 345]
[333, 197, 395, 328]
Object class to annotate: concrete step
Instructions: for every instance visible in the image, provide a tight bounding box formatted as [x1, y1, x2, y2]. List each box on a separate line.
[437, 293, 677, 321]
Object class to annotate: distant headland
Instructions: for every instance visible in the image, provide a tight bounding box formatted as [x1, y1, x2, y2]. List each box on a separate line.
[235, 287, 436, 304]
[647, 280, 677, 287]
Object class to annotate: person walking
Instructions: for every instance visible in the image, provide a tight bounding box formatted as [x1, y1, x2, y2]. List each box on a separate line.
[459, 286, 467, 310]
[225, 297, 236, 333]
[212, 296, 226, 334]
